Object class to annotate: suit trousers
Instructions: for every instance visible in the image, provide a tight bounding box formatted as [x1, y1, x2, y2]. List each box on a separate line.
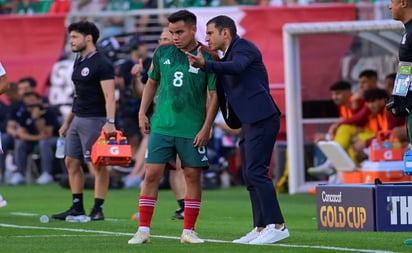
[240, 114, 284, 227]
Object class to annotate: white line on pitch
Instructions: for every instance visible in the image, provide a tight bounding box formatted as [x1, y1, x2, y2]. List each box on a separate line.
[0, 234, 116, 238]
[0, 223, 396, 253]
[10, 212, 128, 222]
[10, 212, 39, 217]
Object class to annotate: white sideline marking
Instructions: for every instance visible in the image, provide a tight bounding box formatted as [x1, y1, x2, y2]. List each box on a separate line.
[10, 212, 128, 222]
[2, 234, 116, 238]
[0, 223, 396, 253]
[10, 212, 39, 217]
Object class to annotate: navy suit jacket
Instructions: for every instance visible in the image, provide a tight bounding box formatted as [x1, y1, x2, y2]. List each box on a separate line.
[204, 36, 280, 127]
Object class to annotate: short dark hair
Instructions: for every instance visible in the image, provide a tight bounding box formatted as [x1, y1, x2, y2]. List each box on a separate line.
[207, 15, 237, 38]
[359, 69, 378, 79]
[129, 34, 144, 50]
[168, 10, 196, 26]
[68, 21, 100, 45]
[18, 77, 37, 88]
[22, 91, 41, 100]
[329, 80, 351, 91]
[363, 88, 388, 102]
[385, 72, 396, 80]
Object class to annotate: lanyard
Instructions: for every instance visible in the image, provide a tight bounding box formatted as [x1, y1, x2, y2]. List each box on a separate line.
[73, 51, 97, 70]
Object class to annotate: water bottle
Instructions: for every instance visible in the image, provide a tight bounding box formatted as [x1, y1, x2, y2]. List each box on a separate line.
[55, 137, 65, 158]
[97, 137, 106, 144]
[107, 137, 117, 145]
[120, 137, 128, 145]
[382, 141, 392, 150]
[393, 139, 401, 149]
[404, 149, 412, 175]
[371, 139, 381, 150]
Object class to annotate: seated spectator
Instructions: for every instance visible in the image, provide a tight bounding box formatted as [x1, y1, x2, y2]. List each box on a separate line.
[14, 0, 50, 15]
[6, 77, 49, 149]
[308, 80, 363, 177]
[5, 77, 40, 182]
[0, 82, 19, 182]
[8, 91, 60, 185]
[312, 81, 362, 143]
[309, 70, 379, 179]
[351, 88, 407, 160]
[0, 0, 13, 14]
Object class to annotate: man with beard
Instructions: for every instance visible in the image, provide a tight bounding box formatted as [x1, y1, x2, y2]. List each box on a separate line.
[186, 15, 289, 245]
[52, 21, 116, 222]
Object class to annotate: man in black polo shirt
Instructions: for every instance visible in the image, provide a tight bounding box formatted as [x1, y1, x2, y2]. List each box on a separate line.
[52, 21, 116, 222]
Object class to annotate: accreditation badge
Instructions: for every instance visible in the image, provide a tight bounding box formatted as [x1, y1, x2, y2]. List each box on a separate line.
[393, 61, 412, 96]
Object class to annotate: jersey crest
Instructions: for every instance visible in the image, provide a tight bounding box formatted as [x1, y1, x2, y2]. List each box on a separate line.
[81, 67, 90, 77]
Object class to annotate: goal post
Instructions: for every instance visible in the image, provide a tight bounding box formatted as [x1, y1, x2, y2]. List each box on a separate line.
[282, 20, 403, 194]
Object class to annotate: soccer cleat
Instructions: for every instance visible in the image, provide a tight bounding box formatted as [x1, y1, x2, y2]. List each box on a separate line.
[52, 206, 86, 220]
[65, 215, 91, 223]
[0, 199, 7, 208]
[232, 227, 260, 244]
[180, 230, 205, 243]
[128, 230, 151, 244]
[171, 208, 184, 220]
[89, 208, 105, 221]
[0, 194, 7, 208]
[249, 224, 290, 245]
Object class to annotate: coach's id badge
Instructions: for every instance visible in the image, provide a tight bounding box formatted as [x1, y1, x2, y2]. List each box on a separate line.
[393, 62, 412, 96]
[393, 74, 410, 96]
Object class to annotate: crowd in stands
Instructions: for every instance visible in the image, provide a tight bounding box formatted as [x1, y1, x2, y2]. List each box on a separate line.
[0, 0, 380, 16]
[0, 0, 273, 15]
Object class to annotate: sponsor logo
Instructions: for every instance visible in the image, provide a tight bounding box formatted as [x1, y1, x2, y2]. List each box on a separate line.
[319, 205, 367, 229]
[110, 146, 119, 155]
[387, 196, 412, 225]
[81, 67, 90, 76]
[321, 191, 342, 203]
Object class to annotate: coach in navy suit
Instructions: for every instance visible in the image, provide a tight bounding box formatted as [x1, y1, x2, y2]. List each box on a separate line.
[187, 15, 289, 245]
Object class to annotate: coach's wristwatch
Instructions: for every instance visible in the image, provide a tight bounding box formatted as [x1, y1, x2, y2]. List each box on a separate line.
[106, 118, 115, 124]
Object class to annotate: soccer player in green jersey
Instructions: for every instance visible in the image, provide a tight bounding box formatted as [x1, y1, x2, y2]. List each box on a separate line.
[128, 10, 219, 244]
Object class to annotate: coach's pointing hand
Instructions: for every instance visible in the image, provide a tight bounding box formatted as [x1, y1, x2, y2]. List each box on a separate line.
[186, 47, 205, 69]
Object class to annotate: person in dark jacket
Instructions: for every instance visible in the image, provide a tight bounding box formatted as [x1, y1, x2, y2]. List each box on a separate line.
[186, 15, 289, 245]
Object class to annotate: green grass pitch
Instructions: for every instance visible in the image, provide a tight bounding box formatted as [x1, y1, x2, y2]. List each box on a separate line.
[0, 184, 410, 253]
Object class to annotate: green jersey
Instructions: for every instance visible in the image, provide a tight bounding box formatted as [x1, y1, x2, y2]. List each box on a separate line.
[148, 44, 217, 138]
